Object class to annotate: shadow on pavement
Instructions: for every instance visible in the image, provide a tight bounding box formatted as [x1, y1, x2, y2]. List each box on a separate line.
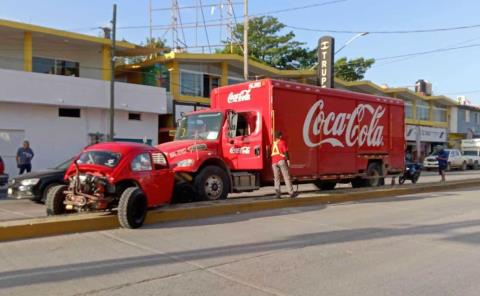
[1, 217, 480, 288]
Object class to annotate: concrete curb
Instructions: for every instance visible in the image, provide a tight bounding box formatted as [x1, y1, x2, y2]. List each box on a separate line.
[1, 178, 479, 242]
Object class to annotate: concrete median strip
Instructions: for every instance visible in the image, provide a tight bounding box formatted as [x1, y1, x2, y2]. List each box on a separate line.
[1, 178, 480, 242]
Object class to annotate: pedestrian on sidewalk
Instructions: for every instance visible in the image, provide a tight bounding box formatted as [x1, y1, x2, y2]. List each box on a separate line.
[436, 146, 448, 182]
[271, 131, 298, 199]
[17, 140, 34, 175]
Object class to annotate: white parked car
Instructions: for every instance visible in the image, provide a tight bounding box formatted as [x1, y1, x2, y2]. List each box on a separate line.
[461, 139, 480, 170]
[423, 149, 468, 171]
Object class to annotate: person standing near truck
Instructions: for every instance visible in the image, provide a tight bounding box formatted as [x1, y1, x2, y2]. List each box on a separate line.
[17, 140, 34, 175]
[271, 131, 298, 199]
[436, 146, 448, 182]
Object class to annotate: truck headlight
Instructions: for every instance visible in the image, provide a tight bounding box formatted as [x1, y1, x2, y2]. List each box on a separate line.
[176, 159, 194, 167]
[20, 178, 40, 186]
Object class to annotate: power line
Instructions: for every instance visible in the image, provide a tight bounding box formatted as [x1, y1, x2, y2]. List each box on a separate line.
[285, 23, 480, 34]
[375, 43, 480, 61]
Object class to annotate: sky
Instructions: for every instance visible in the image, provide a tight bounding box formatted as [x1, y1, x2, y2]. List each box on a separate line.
[1, 0, 480, 104]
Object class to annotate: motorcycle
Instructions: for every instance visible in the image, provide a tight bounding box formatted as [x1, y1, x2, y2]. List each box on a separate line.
[399, 162, 422, 184]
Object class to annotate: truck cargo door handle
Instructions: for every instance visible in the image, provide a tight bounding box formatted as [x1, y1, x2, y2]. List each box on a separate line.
[254, 145, 261, 156]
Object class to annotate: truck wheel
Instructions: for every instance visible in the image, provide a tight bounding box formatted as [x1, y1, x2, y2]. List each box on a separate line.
[118, 187, 147, 229]
[46, 185, 68, 215]
[461, 162, 467, 171]
[364, 163, 382, 187]
[194, 166, 229, 201]
[314, 180, 336, 191]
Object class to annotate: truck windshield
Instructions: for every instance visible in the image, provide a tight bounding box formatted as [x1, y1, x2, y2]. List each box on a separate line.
[77, 151, 121, 168]
[175, 112, 223, 140]
[463, 150, 478, 156]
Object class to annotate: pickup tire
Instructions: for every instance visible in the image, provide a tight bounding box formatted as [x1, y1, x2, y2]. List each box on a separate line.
[118, 187, 147, 229]
[473, 161, 479, 170]
[194, 166, 229, 201]
[314, 180, 336, 191]
[46, 185, 68, 215]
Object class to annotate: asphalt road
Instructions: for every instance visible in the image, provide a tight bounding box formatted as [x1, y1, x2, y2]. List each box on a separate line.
[1, 170, 480, 223]
[1, 187, 480, 295]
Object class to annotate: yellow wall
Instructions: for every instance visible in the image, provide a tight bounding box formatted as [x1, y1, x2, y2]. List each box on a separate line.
[102, 45, 111, 81]
[23, 32, 32, 72]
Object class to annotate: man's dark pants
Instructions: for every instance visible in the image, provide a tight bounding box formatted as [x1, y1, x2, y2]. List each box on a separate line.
[19, 164, 32, 175]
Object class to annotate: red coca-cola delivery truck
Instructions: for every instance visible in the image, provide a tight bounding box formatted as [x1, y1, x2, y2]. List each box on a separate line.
[158, 79, 405, 201]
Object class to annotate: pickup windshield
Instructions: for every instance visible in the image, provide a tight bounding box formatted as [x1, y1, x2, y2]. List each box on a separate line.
[175, 112, 223, 140]
[463, 150, 479, 156]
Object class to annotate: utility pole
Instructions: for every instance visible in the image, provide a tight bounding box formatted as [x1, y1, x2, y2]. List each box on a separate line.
[243, 0, 248, 80]
[109, 4, 116, 141]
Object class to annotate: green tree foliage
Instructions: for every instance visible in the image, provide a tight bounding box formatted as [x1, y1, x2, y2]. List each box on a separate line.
[220, 16, 315, 70]
[334, 57, 375, 81]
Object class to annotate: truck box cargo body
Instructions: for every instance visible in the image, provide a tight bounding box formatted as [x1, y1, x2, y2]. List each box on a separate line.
[158, 79, 405, 200]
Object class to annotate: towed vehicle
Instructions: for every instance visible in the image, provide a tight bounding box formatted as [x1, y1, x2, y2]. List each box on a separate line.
[7, 158, 71, 203]
[46, 142, 174, 228]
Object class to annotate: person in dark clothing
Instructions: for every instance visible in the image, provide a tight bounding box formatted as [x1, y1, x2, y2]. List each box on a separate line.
[436, 147, 448, 182]
[17, 140, 34, 175]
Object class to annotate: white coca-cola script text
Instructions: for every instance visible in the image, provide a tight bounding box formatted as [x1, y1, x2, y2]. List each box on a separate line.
[302, 100, 385, 148]
[227, 89, 251, 103]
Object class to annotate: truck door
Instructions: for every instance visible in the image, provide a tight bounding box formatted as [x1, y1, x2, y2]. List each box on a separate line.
[225, 111, 263, 170]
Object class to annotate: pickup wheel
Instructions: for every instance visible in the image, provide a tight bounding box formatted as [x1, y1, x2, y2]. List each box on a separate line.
[473, 161, 479, 170]
[195, 166, 229, 201]
[314, 181, 336, 191]
[461, 162, 467, 171]
[118, 187, 147, 229]
[46, 185, 68, 215]
[364, 163, 383, 187]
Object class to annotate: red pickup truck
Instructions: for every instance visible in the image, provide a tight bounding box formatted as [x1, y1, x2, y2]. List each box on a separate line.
[159, 79, 405, 201]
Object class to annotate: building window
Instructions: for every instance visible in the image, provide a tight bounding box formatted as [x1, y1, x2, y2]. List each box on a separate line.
[33, 57, 79, 77]
[465, 110, 471, 123]
[180, 71, 203, 97]
[416, 100, 429, 121]
[128, 113, 141, 121]
[404, 100, 413, 119]
[228, 77, 245, 85]
[59, 108, 81, 118]
[433, 105, 447, 122]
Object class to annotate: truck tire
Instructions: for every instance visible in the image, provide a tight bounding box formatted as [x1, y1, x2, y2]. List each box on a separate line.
[314, 180, 336, 191]
[118, 187, 147, 229]
[364, 163, 383, 187]
[194, 166, 229, 201]
[46, 185, 68, 215]
[461, 162, 467, 171]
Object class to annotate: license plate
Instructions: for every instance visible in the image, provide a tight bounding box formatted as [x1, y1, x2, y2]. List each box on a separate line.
[7, 188, 13, 196]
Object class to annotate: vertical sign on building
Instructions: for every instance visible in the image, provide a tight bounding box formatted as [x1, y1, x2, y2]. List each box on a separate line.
[317, 36, 335, 88]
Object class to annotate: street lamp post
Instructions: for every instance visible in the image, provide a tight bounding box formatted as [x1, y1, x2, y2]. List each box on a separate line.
[309, 32, 369, 70]
[335, 32, 369, 55]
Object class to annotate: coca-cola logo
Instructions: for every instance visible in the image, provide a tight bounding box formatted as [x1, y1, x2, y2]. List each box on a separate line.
[303, 100, 385, 148]
[227, 89, 251, 103]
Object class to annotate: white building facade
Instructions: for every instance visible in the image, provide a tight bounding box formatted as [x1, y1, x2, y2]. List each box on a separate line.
[0, 19, 168, 177]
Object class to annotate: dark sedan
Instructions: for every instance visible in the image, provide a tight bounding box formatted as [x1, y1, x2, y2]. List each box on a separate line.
[7, 159, 71, 203]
